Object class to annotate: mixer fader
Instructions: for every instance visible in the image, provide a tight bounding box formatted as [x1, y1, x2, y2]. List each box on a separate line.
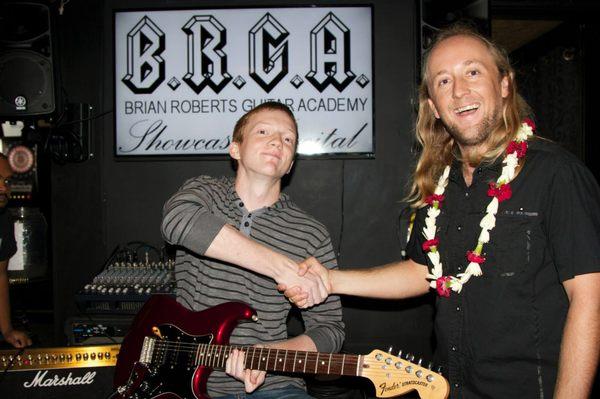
[76, 259, 175, 314]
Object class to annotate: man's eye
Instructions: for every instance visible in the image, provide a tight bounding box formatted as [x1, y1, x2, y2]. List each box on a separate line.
[438, 78, 449, 86]
[258, 129, 267, 135]
[468, 70, 480, 77]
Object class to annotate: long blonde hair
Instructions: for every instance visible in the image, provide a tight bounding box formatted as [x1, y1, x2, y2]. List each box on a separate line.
[408, 24, 531, 207]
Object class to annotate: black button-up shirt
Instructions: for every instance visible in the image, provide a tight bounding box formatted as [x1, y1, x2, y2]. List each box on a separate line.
[407, 139, 600, 398]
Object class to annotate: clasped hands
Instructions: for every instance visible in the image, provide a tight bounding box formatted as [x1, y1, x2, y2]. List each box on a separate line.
[276, 256, 331, 309]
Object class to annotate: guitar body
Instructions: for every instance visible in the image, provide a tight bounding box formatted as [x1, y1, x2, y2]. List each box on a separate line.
[112, 295, 256, 399]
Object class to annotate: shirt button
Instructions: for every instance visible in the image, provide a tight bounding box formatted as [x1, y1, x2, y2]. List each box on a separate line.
[465, 192, 469, 197]
[457, 266, 462, 271]
[451, 346, 457, 351]
[238, 202, 244, 207]
[456, 306, 461, 311]
[457, 225, 462, 231]
[244, 221, 249, 227]
[454, 383, 460, 388]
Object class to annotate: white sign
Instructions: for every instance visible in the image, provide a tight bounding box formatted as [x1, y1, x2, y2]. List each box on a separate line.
[114, 7, 373, 156]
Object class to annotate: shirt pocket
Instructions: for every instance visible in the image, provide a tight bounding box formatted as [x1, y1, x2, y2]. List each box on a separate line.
[483, 211, 538, 278]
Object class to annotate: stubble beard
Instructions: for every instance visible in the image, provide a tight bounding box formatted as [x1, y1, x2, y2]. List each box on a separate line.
[444, 104, 502, 149]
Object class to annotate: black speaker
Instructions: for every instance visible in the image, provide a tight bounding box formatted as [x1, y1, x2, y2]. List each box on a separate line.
[0, 2, 56, 117]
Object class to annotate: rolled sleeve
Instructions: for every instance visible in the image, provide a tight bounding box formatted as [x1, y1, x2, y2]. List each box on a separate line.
[161, 177, 228, 255]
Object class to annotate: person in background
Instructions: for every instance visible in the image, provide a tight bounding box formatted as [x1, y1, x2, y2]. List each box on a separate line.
[0, 154, 31, 348]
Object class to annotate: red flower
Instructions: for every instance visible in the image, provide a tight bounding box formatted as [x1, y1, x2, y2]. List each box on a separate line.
[422, 238, 439, 252]
[523, 117, 536, 131]
[487, 182, 512, 202]
[506, 140, 528, 158]
[425, 194, 445, 206]
[436, 276, 452, 297]
[466, 250, 486, 264]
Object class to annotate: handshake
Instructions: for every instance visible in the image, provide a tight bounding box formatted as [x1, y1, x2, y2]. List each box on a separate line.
[275, 256, 332, 308]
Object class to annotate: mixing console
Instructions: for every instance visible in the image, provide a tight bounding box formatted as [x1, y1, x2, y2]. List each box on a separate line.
[76, 259, 175, 314]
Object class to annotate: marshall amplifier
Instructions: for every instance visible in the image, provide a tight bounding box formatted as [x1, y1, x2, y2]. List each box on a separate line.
[0, 344, 119, 398]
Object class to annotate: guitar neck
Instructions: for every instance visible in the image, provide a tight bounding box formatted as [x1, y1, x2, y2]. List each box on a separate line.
[169, 340, 361, 376]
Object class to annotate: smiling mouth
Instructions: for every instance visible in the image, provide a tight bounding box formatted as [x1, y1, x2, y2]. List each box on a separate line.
[263, 152, 282, 160]
[454, 104, 480, 115]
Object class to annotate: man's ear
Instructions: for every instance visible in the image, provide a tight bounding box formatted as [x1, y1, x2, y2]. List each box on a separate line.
[229, 141, 240, 160]
[427, 98, 441, 119]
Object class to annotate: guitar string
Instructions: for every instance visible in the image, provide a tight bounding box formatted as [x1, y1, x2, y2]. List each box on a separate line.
[146, 341, 438, 378]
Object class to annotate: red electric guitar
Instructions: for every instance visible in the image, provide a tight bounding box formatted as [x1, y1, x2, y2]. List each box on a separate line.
[112, 295, 448, 399]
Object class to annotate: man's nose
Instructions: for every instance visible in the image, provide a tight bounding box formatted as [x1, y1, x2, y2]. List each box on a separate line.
[452, 77, 470, 98]
[269, 134, 283, 147]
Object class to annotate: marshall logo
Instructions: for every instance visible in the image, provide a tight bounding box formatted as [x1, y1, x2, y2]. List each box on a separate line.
[23, 370, 96, 388]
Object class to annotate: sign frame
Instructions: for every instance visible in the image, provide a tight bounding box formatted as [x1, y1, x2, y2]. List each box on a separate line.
[112, 4, 375, 159]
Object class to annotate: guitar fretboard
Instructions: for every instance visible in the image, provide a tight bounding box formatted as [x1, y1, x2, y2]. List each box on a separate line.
[145, 338, 361, 377]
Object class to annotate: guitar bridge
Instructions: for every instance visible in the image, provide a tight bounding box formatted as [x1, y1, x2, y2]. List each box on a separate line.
[139, 336, 156, 364]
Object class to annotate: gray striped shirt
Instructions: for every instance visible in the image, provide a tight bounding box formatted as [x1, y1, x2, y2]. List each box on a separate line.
[161, 175, 345, 396]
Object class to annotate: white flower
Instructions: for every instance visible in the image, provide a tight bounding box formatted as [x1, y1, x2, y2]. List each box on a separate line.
[478, 229, 490, 243]
[427, 251, 440, 266]
[423, 225, 437, 239]
[465, 262, 483, 276]
[427, 207, 441, 219]
[517, 123, 533, 140]
[480, 213, 496, 230]
[457, 272, 472, 284]
[486, 197, 499, 214]
[450, 279, 463, 293]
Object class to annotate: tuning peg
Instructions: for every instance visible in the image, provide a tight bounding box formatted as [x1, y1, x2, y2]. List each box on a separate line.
[436, 365, 444, 375]
[417, 358, 423, 366]
[387, 346, 394, 353]
[404, 352, 412, 360]
[427, 361, 433, 370]
[397, 349, 403, 358]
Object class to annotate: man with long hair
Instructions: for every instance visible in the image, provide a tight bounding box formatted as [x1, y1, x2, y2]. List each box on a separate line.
[283, 25, 600, 398]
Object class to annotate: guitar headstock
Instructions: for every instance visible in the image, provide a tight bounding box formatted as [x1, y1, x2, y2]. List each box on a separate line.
[359, 349, 449, 399]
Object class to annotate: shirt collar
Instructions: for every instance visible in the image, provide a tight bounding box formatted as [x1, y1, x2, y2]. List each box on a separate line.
[226, 179, 292, 211]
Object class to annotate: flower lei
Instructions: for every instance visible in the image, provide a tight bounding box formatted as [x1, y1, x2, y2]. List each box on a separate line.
[423, 119, 535, 297]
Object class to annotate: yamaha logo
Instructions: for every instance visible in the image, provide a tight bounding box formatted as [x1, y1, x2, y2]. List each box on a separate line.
[14, 95, 27, 110]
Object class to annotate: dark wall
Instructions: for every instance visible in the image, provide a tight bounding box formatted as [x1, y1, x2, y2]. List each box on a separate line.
[51, 0, 434, 357]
